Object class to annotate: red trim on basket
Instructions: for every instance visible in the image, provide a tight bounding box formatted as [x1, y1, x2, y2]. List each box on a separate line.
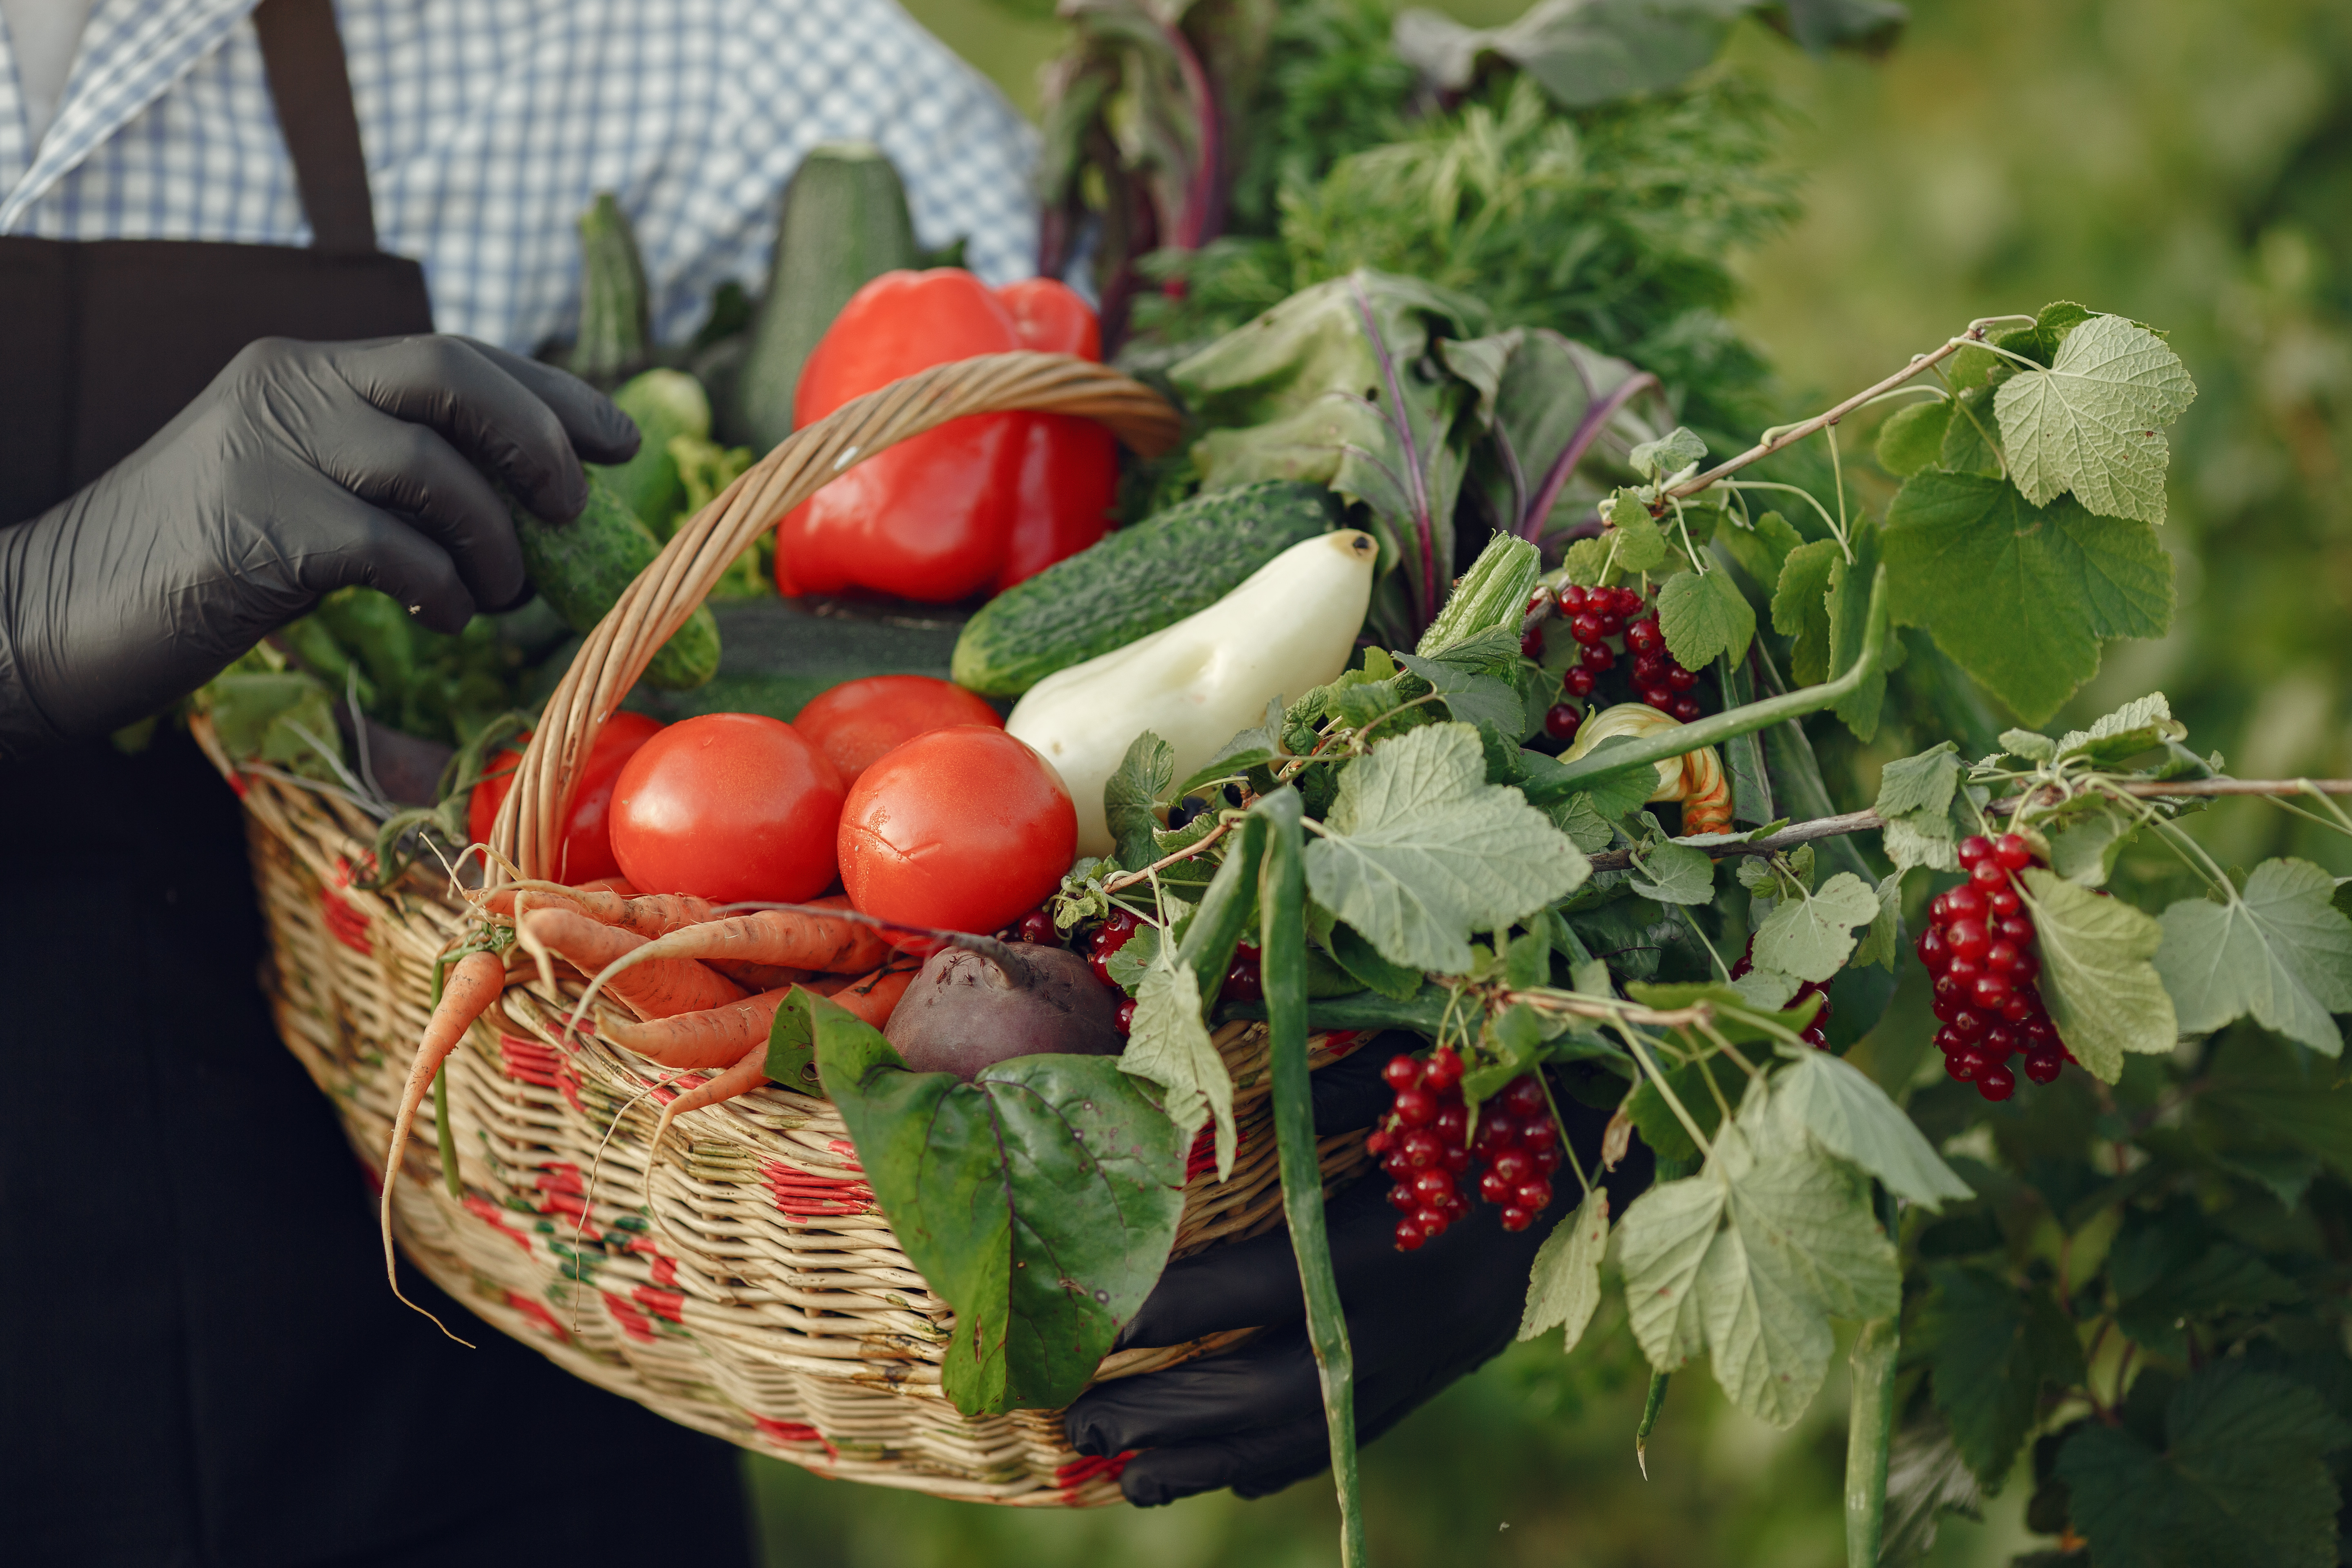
[825, 1138, 863, 1171]
[631, 1285, 685, 1324]
[1185, 1124, 1249, 1182]
[534, 1162, 588, 1221]
[318, 889, 372, 956]
[627, 1235, 678, 1287]
[504, 1290, 570, 1343]
[227, 771, 247, 797]
[603, 1291, 657, 1342]
[1055, 1450, 1134, 1492]
[463, 1196, 534, 1254]
[1322, 1030, 1364, 1057]
[499, 1033, 585, 1114]
[759, 1159, 875, 1218]
[752, 1416, 839, 1459]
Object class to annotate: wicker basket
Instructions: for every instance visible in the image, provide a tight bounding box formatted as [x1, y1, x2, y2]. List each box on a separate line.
[199, 352, 1373, 1506]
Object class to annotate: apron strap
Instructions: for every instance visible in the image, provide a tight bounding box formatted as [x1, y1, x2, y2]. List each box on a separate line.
[251, 0, 379, 257]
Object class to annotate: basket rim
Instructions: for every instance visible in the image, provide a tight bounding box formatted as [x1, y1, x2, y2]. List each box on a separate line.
[490, 350, 1182, 882]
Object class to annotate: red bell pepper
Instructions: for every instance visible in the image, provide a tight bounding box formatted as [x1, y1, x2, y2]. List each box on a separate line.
[775, 269, 1119, 603]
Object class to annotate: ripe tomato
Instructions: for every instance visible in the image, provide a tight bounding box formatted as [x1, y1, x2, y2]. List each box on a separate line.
[467, 710, 663, 884]
[838, 726, 1075, 938]
[608, 713, 845, 902]
[793, 675, 1003, 787]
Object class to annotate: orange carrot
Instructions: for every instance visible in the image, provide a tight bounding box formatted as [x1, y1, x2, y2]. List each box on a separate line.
[710, 959, 818, 992]
[518, 906, 746, 1019]
[625, 899, 890, 976]
[381, 949, 505, 1341]
[825, 964, 917, 1029]
[479, 881, 717, 938]
[601, 987, 791, 1070]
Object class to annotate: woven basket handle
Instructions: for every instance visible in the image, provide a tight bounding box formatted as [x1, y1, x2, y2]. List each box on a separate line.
[491, 351, 1184, 882]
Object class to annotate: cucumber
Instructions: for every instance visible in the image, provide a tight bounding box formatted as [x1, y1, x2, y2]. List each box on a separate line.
[569, 192, 652, 389]
[594, 369, 711, 533]
[730, 143, 918, 454]
[511, 473, 721, 690]
[951, 480, 1344, 698]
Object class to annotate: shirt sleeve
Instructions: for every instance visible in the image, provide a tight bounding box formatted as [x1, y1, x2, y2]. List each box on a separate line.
[651, 0, 1039, 344]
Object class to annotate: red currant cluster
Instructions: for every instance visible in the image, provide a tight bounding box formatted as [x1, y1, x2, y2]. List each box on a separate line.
[1727, 939, 1835, 1048]
[1917, 832, 2071, 1101]
[1365, 1052, 1562, 1251]
[1525, 583, 1708, 746]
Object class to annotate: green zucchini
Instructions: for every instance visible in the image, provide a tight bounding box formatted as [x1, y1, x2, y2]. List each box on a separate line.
[731, 143, 918, 454]
[511, 473, 720, 690]
[569, 192, 652, 389]
[951, 480, 1343, 698]
[594, 369, 710, 533]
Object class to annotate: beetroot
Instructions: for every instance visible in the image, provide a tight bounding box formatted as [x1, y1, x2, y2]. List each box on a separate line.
[884, 940, 1124, 1078]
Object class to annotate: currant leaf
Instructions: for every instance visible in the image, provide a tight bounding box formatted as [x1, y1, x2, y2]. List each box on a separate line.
[1770, 538, 1841, 686]
[1916, 1264, 2085, 1490]
[1656, 567, 1756, 673]
[2156, 858, 2352, 1056]
[1629, 837, 1717, 906]
[1752, 870, 1881, 982]
[1121, 938, 1239, 1180]
[1994, 313, 2197, 524]
[1883, 472, 2173, 724]
[1874, 397, 1951, 477]
[1305, 722, 1589, 972]
[1520, 1186, 1610, 1350]
[1768, 1048, 1973, 1207]
[2019, 867, 2177, 1082]
[1104, 730, 1176, 871]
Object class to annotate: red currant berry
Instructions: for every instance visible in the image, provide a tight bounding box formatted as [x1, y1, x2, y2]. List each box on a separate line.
[1412, 1169, 1454, 1203]
[1802, 1025, 1830, 1049]
[1387, 1183, 1416, 1212]
[1101, 908, 1140, 941]
[1987, 886, 2022, 920]
[1499, 1205, 1535, 1233]
[1472, 1115, 1517, 1156]
[1520, 626, 1546, 661]
[1400, 1129, 1443, 1169]
[1570, 612, 1604, 645]
[1114, 998, 1136, 1036]
[1394, 1088, 1438, 1128]
[1515, 1178, 1555, 1211]
[1633, 653, 1668, 684]
[1665, 664, 1700, 692]
[2023, 1016, 2057, 1048]
[1382, 1054, 1422, 1091]
[1432, 1103, 1468, 1144]
[1616, 586, 1648, 615]
[1581, 643, 1616, 673]
[1971, 972, 2014, 1011]
[1997, 914, 2035, 947]
[1969, 860, 2009, 891]
[1983, 940, 2020, 973]
[1478, 1168, 1514, 1205]
[1088, 948, 1117, 988]
[1423, 1045, 1463, 1092]
[1526, 588, 1555, 617]
[1394, 1218, 1427, 1251]
[2022, 1046, 2064, 1085]
[1945, 954, 1984, 988]
[1544, 703, 1583, 742]
[1983, 1025, 2019, 1060]
[1945, 884, 1989, 922]
[1412, 1205, 1448, 1235]
[1992, 833, 2035, 871]
[1502, 1076, 1548, 1118]
[1957, 835, 1993, 868]
[1441, 1144, 1471, 1175]
[1219, 957, 1263, 1003]
[1809, 993, 1834, 1026]
[1439, 1189, 1470, 1221]
[1366, 1128, 1390, 1156]
[2010, 949, 2041, 985]
[1627, 619, 1663, 653]
[1670, 697, 1704, 722]
[1564, 666, 1597, 697]
[1946, 919, 1991, 962]
[1518, 1118, 1558, 1153]
[1530, 1145, 1562, 1176]
[1929, 891, 1954, 925]
[1932, 984, 1966, 1020]
[1558, 583, 1589, 612]
[1491, 1148, 1535, 1185]
[1381, 1151, 1412, 1179]
[1949, 1007, 1988, 1039]
[1934, 1025, 1965, 1054]
[1999, 992, 2034, 1025]
[1977, 1063, 2016, 1102]
[1018, 911, 1058, 945]
[1947, 1043, 1989, 1082]
[1642, 686, 1675, 710]
[1594, 611, 1625, 639]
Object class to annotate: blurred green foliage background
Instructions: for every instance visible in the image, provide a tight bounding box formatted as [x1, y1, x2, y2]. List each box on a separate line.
[742, 0, 2352, 1560]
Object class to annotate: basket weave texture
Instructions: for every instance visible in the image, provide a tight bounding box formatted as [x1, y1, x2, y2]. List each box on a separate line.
[200, 352, 1373, 1505]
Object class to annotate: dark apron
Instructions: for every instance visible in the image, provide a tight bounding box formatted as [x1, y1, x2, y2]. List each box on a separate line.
[0, 5, 750, 1564]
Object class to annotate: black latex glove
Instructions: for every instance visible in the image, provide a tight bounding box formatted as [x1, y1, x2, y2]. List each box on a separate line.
[0, 334, 638, 751]
[1066, 1042, 1649, 1507]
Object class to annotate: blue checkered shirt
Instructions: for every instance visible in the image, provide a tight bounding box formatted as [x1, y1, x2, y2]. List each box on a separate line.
[0, 0, 1040, 350]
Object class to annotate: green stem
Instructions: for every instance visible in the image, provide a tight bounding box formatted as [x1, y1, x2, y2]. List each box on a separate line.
[1635, 1372, 1670, 1478]
[1256, 788, 1366, 1568]
[434, 1066, 462, 1201]
[1537, 568, 1889, 797]
[1845, 1315, 1900, 1567]
[1176, 812, 1271, 1010]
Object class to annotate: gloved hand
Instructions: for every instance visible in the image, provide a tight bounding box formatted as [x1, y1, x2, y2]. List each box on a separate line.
[1065, 1043, 1648, 1507]
[0, 334, 638, 751]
